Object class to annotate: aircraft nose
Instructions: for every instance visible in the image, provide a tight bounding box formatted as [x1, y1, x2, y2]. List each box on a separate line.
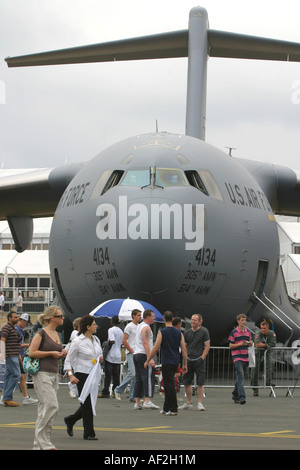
[116, 238, 184, 294]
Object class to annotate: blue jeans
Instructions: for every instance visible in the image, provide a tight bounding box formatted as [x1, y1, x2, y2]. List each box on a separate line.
[115, 353, 136, 400]
[233, 360, 248, 401]
[3, 356, 21, 401]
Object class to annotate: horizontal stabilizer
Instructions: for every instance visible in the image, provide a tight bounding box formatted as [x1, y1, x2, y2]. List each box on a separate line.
[5, 31, 188, 67]
[208, 30, 300, 62]
[5, 29, 300, 67]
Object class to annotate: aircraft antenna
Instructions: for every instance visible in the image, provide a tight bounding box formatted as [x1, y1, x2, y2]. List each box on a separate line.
[225, 146, 236, 156]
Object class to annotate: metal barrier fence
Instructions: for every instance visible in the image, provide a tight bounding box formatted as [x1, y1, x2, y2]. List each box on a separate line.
[1, 346, 300, 398]
[1, 287, 54, 314]
[206, 346, 300, 397]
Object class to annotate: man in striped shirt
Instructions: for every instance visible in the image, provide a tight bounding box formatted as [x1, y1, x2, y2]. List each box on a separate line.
[228, 314, 253, 405]
[0, 311, 21, 407]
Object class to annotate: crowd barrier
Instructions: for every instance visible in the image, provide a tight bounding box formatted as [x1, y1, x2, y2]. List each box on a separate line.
[205, 346, 300, 398]
[1, 346, 300, 398]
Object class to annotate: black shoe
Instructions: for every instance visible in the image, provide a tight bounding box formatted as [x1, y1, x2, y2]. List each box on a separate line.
[64, 417, 74, 437]
[84, 436, 98, 440]
[240, 399, 246, 405]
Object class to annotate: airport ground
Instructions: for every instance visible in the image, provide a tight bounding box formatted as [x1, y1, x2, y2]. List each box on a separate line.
[1, 384, 300, 453]
[1, 313, 299, 453]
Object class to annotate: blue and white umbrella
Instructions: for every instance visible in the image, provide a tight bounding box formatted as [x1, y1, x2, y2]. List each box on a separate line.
[89, 298, 163, 322]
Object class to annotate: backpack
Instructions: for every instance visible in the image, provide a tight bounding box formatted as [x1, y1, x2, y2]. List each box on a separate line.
[102, 340, 112, 361]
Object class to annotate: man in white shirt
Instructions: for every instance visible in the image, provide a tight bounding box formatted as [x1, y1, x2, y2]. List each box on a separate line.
[99, 316, 123, 398]
[0, 292, 4, 318]
[15, 293, 23, 313]
[114, 309, 142, 401]
[133, 310, 159, 410]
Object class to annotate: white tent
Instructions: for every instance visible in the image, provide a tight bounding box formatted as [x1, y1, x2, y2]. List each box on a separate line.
[0, 250, 50, 277]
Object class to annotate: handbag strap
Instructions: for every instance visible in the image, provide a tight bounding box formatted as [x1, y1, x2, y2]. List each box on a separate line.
[38, 329, 45, 350]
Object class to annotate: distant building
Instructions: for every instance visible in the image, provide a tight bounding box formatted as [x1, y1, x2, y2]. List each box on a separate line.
[277, 218, 300, 300]
[0, 218, 54, 312]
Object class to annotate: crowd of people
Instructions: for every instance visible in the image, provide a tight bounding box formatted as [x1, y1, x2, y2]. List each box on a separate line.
[0, 305, 276, 450]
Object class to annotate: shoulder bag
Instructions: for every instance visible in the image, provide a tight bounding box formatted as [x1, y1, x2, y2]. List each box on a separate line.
[23, 329, 45, 376]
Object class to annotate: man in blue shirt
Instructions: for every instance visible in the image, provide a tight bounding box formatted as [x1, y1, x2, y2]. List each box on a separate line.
[145, 311, 187, 415]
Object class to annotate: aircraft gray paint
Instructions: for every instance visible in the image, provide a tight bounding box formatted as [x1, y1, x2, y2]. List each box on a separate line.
[2, 6, 300, 344]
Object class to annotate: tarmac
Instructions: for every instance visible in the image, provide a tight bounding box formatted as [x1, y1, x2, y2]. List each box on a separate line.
[1, 384, 300, 453]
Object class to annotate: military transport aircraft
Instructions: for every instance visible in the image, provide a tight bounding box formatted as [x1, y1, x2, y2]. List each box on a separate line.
[2, 6, 300, 344]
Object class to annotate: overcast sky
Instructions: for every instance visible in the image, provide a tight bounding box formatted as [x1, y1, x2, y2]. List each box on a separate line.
[1, 0, 300, 169]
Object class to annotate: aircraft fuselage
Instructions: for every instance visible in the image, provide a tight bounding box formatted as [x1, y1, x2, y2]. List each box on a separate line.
[49, 133, 282, 343]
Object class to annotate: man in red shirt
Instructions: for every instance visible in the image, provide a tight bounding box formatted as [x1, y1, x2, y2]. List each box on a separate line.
[228, 314, 253, 405]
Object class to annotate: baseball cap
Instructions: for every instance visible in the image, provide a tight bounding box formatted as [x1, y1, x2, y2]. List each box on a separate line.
[20, 313, 30, 322]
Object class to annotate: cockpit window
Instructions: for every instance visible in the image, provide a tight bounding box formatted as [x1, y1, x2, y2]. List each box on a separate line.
[155, 168, 187, 187]
[101, 170, 124, 195]
[90, 167, 223, 200]
[199, 170, 223, 201]
[91, 170, 124, 199]
[120, 169, 150, 187]
[120, 168, 188, 188]
[185, 170, 223, 201]
[90, 170, 112, 200]
[185, 170, 208, 195]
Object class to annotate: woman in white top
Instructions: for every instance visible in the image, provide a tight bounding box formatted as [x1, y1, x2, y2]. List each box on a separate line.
[64, 315, 102, 440]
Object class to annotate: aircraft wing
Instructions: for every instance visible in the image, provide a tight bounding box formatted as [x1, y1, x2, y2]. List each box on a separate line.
[0, 163, 83, 252]
[5, 29, 300, 67]
[236, 157, 300, 216]
[0, 164, 83, 218]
